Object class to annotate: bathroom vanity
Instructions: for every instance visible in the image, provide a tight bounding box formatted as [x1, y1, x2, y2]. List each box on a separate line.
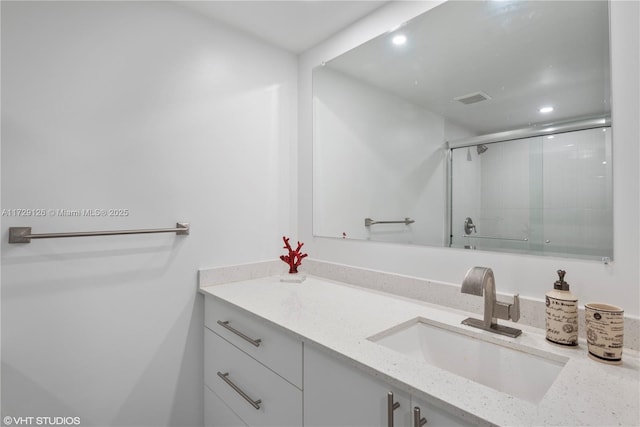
[200, 272, 639, 426]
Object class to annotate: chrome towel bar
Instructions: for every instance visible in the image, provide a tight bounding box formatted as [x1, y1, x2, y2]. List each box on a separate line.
[365, 217, 415, 227]
[8, 222, 189, 243]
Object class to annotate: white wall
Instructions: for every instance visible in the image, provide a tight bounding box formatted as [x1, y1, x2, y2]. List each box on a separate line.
[1, 1, 297, 425]
[299, 1, 640, 316]
[313, 67, 447, 245]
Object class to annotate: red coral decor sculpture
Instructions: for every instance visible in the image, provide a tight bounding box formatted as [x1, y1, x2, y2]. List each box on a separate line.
[280, 236, 308, 274]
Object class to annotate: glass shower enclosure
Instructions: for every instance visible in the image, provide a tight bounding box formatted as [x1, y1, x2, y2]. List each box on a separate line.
[449, 124, 612, 260]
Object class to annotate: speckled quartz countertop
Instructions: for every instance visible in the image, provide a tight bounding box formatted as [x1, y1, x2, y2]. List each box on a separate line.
[200, 275, 640, 426]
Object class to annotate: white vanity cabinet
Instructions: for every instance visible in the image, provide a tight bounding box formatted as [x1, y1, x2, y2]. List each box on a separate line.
[204, 296, 303, 427]
[304, 344, 475, 427]
[304, 342, 412, 427]
[203, 293, 475, 427]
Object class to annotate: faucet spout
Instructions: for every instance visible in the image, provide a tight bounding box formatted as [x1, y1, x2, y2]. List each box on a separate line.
[461, 266, 497, 327]
[460, 266, 521, 338]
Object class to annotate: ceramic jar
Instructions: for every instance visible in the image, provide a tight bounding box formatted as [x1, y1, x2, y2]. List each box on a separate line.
[585, 303, 624, 364]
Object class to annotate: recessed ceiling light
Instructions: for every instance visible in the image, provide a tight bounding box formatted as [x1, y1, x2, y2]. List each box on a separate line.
[547, 135, 554, 139]
[539, 106, 554, 113]
[392, 34, 407, 46]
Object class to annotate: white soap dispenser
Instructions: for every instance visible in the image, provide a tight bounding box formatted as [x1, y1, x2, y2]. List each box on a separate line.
[545, 269, 578, 346]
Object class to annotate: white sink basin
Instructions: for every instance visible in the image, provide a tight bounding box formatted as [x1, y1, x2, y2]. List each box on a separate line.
[369, 318, 567, 403]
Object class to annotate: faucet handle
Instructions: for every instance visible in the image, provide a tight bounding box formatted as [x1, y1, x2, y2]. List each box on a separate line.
[511, 294, 520, 322]
[464, 217, 477, 235]
[494, 293, 520, 323]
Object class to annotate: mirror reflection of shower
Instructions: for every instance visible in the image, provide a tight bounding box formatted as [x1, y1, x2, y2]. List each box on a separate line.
[449, 122, 613, 260]
[464, 217, 476, 235]
[467, 144, 489, 161]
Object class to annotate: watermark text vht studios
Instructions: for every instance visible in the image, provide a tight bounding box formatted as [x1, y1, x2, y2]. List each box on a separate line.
[3, 416, 80, 426]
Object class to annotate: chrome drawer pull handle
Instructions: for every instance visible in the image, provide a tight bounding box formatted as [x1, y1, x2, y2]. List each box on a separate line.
[217, 372, 262, 410]
[217, 320, 262, 347]
[387, 391, 401, 427]
[413, 407, 427, 427]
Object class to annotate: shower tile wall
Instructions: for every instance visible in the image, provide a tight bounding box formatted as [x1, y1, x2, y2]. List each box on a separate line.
[480, 138, 532, 244]
[542, 128, 613, 257]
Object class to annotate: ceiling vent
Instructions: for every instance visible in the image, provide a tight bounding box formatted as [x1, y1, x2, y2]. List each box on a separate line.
[454, 91, 492, 105]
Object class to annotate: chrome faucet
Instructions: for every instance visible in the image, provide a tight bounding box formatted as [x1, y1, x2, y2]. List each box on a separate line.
[460, 267, 522, 338]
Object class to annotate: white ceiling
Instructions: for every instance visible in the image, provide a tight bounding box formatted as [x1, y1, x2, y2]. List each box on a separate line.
[178, 1, 389, 54]
[176, 1, 611, 136]
[322, 0, 611, 135]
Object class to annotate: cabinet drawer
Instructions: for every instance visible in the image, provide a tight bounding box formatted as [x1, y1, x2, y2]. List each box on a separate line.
[205, 386, 247, 427]
[205, 296, 302, 388]
[205, 328, 303, 427]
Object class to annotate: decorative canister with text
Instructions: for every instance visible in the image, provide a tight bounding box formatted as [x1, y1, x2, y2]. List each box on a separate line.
[545, 270, 578, 346]
[585, 303, 624, 364]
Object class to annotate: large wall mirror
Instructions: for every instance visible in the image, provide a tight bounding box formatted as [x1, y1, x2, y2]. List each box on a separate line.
[312, 0, 612, 260]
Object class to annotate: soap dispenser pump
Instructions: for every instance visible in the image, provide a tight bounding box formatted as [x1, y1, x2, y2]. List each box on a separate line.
[545, 270, 578, 346]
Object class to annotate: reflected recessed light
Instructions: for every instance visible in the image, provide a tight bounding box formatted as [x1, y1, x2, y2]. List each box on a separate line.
[392, 34, 407, 45]
[547, 135, 554, 139]
[539, 106, 554, 113]
[602, 161, 607, 165]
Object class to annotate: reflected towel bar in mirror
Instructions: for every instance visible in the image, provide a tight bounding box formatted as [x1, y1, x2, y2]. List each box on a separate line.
[365, 217, 415, 227]
[8, 222, 189, 243]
